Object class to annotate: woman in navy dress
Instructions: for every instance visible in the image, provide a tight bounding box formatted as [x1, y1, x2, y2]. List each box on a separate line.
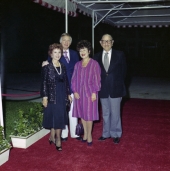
[41, 43, 72, 151]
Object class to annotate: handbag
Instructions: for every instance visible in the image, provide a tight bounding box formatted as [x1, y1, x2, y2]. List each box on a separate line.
[75, 123, 84, 136]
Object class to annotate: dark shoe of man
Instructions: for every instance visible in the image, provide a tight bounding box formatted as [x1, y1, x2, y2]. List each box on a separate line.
[113, 137, 120, 144]
[98, 136, 110, 141]
[76, 137, 83, 141]
[61, 137, 68, 142]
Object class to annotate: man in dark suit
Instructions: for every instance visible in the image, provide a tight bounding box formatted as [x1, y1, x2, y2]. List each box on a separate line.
[42, 33, 82, 141]
[93, 34, 126, 144]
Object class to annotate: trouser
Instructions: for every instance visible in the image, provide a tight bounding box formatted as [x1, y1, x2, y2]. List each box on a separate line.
[100, 97, 122, 138]
[61, 94, 79, 138]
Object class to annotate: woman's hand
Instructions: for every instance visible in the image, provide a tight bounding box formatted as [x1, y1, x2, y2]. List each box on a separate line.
[42, 61, 49, 67]
[42, 97, 48, 107]
[68, 95, 72, 103]
[74, 92, 80, 99]
[91, 93, 96, 102]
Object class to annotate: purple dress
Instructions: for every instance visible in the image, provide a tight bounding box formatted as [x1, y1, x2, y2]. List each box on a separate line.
[71, 59, 101, 121]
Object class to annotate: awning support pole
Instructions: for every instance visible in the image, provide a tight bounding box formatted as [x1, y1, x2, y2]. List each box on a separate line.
[65, 0, 68, 33]
[0, 29, 4, 128]
[92, 10, 94, 55]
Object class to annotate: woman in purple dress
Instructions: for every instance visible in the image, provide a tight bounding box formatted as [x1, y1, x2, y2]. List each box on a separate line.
[71, 40, 101, 145]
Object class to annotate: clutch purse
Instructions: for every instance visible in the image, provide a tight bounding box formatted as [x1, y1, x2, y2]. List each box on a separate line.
[75, 123, 84, 136]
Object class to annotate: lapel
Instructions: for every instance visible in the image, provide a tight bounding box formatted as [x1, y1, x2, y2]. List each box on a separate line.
[69, 49, 72, 59]
[98, 49, 117, 73]
[60, 55, 67, 65]
[60, 49, 70, 66]
[48, 63, 56, 80]
[98, 52, 105, 71]
[107, 49, 117, 73]
[68, 49, 74, 66]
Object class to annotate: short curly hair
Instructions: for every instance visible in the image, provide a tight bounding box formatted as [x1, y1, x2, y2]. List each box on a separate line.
[48, 43, 63, 57]
[76, 40, 92, 52]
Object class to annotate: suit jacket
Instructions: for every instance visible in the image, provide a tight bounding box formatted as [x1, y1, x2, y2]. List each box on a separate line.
[93, 48, 126, 98]
[48, 49, 79, 93]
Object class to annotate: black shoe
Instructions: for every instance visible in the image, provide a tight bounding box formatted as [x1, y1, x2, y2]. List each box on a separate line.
[61, 137, 68, 142]
[56, 146, 62, 151]
[81, 139, 87, 143]
[87, 141, 93, 146]
[113, 137, 120, 144]
[76, 137, 83, 141]
[49, 139, 55, 145]
[98, 136, 110, 141]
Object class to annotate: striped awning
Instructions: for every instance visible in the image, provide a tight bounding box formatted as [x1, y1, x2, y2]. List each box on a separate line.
[32, 0, 77, 17]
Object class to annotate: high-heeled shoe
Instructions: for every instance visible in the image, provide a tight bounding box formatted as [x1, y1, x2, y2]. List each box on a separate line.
[87, 141, 93, 146]
[81, 139, 87, 143]
[49, 139, 55, 145]
[56, 146, 62, 151]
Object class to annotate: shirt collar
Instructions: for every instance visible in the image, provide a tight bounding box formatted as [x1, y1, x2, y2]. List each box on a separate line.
[64, 49, 69, 53]
[103, 49, 112, 55]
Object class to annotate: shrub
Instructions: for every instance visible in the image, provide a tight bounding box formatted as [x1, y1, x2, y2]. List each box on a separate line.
[0, 126, 11, 152]
[10, 103, 43, 137]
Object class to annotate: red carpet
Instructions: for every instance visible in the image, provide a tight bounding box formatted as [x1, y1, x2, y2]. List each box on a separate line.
[1, 98, 170, 171]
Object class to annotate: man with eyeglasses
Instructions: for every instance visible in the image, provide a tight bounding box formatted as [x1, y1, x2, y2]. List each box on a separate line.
[42, 33, 82, 142]
[93, 34, 126, 144]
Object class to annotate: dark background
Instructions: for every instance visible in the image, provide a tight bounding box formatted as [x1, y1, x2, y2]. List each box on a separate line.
[1, 0, 170, 78]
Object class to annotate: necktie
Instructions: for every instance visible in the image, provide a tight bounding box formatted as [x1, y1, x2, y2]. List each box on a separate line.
[104, 52, 109, 71]
[63, 51, 69, 63]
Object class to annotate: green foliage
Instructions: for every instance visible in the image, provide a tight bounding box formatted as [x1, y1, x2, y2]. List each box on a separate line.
[4, 101, 42, 141]
[10, 103, 43, 137]
[0, 126, 11, 152]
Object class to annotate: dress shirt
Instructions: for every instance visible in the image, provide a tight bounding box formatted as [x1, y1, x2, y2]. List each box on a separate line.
[102, 49, 112, 66]
[63, 49, 70, 61]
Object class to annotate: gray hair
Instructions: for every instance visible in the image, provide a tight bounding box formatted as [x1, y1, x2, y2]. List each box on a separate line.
[59, 33, 72, 43]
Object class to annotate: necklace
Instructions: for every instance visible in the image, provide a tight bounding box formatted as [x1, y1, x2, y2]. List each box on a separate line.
[52, 62, 62, 75]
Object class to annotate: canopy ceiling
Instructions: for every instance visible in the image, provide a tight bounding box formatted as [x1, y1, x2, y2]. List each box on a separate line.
[73, 0, 170, 28]
[32, 0, 77, 16]
[32, 0, 170, 27]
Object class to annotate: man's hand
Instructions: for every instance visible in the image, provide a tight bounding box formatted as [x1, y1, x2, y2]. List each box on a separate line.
[74, 92, 80, 99]
[68, 95, 72, 103]
[42, 97, 48, 107]
[42, 61, 49, 67]
[91, 93, 96, 102]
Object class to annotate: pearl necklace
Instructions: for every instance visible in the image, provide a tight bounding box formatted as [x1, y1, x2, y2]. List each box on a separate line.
[52, 62, 62, 75]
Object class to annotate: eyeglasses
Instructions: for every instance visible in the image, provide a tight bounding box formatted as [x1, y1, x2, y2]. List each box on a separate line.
[101, 40, 113, 44]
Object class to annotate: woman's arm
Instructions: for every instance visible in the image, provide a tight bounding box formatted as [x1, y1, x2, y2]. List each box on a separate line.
[71, 63, 80, 99]
[71, 63, 78, 93]
[90, 61, 101, 101]
[92, 61, 101, 93]
[40, 66, 48, 107]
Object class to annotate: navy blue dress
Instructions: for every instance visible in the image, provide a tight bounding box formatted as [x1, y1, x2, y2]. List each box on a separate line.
[42, 66, 69, 129]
